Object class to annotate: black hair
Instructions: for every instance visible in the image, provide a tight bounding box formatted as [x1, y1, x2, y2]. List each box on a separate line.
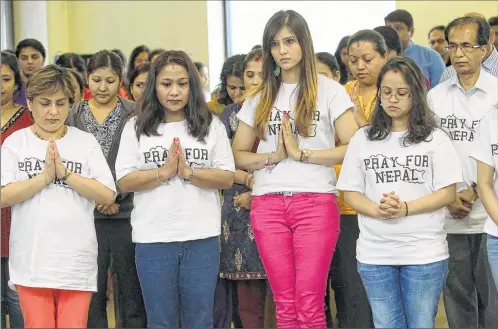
[385, 9, 414, 30]
[194, 61, 205, 72]
[3, 49, 15, 55]
[251, 45, 262, 50]
[128, 62, 151, 101]
[134, 50, 212, 142]
[374, 26, 403, 55]
[87, 50, 124, 80]
[348, 30, 388, 57]
[15, 38, 46, 60]
[315, 52, 340, 74]
[489, 16, 498, 27]
[216, 54, 245, 106]
[68, 69, 85, 96]
[55, 53, 87, 85]
[243, 48, 263, 71]
[428, 25, 446, 39]
[127, 45, 150, 81]
[149, 49, 166, 61]
[1, 51, 23, 94]
[111, 49, 127, 66]
[334, 36, 350, 85]
[367, 57, 437, 146]
[445, 16, 490, 46]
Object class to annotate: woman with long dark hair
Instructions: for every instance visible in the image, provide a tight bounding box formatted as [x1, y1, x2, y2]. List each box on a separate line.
[67, 50, 146, 328]
[128, 63, 151, 102]
[337, 57, 461, 328]
[126, 45, 150, 85]
[232, 10, 358, 327]
[115, 50, 235, 328]
[334, 36, 352, 85]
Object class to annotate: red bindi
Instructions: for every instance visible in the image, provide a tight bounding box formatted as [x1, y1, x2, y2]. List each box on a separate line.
[356, 42, 360, 48]
[255, 57, 261, 62]
[392, 70, 399, 74]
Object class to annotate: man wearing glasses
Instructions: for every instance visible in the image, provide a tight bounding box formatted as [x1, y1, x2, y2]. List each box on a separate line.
[440, 13, 498, 83]
[428, 16, 498, 329]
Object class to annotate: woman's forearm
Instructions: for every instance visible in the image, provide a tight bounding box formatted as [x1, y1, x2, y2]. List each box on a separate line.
[479, 183, 498, 226]
[233, 151, 278, 171]
[344, 191, 379, 218]
[1, 174, 48, 208]
[118, 169, 167, 193]
[303, 145, 348, 166]
[234, 169, 250, 186]
[65, 174, 115, 205]
[191, 168, 234, 190]
[405, 185, 456, 216]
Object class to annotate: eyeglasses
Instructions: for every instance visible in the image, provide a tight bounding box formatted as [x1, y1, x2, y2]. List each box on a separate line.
[445, 43, 481, 53]
[379, 88, 411, 100]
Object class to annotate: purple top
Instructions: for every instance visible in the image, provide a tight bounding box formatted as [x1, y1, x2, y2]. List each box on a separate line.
[13, 83, 27, 107]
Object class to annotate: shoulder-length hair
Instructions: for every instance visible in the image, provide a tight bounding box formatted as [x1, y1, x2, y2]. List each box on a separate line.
[244, 10, 318, 139]
[134, 50, 212, 142]
[367, 57, 438, 146]
[216, 54, 245, 106]
[128, 62, 151, 101]
[334, 36, 350, 85]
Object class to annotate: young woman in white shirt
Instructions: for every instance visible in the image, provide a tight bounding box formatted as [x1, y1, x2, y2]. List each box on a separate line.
[1, 65, 116, 328]
[232, 10, 359, 328]
[471, 108, 498, 287]
[336, 57, 462, 329]
[115, 50, 235, 328]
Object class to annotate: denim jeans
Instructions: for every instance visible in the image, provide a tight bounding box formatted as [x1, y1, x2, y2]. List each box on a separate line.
[1, 257, 24, 328]
[488, 234, 498, 290]
[357, 259, 448, 328]
[135, 237, 219, 328]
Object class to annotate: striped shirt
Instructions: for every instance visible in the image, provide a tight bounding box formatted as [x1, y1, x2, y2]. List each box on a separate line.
[440, 46, 498, 83]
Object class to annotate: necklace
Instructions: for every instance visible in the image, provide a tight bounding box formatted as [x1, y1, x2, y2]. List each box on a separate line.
[32, 125, 68, 141]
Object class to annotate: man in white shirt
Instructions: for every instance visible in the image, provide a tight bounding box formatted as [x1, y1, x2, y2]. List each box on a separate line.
[428, 16, 498, 329]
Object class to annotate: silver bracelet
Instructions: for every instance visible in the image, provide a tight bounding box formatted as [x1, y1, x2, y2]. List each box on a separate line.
[157, 168, 169, 185]
[184, 166, 195, 183]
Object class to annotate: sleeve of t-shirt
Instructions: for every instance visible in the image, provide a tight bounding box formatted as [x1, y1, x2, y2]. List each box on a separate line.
[115, 118, 140, 181]
[327, 80, 355, 125]
[429, 50, 446, 88]
[1, 133, 20, 187]
[210, 118, 235, 172]
[432, 130, 463, 190]
[219, 105, 233, 140]
[236, 95, 259, 128]
[470, 116, 493, 169]
[87, 135, 117, 193]
[336, 130, 365, 193]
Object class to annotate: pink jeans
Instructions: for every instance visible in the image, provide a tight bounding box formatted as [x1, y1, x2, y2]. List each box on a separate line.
[250, 192, 340, 328]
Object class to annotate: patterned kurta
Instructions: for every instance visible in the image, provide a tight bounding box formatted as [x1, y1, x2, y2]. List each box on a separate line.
[218, 103, 266, 280]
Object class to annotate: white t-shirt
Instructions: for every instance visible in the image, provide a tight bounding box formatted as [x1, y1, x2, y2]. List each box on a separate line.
[1, 127, 116, 292]
[470, 109, 498, 237]
[115, 116, 235, 243]
[428, 70, 498, 233]
[336, 128, 462, 265]
[236, 75, 354, 196]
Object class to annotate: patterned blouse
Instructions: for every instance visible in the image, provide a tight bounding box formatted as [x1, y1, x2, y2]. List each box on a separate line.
[82, 100, 122, 158]
[1, 107, 33, 257]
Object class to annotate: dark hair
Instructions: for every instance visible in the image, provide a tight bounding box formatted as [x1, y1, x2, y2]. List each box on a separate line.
[315, 52, 340, 74]
[3, 49, 15, 55]
[1, 51, 23, 93]
[367, 57, 437, 146]
[385, 9, 414, 30]
[55, 53, 87, 85]
[68, 69, 85, 96]
[87, 50, 124, 80]
[428, 25, 446, 39]
[194, 61, 205, 72]
[334, 36, 350, 85]
[445, 16, 490, 46]
[15, 38, 46, 60]
[251, 44, 262, 50]
[127, 45, 150, 81]
[216, 54, 245, 106]
[348, 30, 388, 57]
[489, 16, 498, 27]
[243, 48, 263, 71]
[135, 50, 212, 142]
[111, 49, 126, 66]
[374, 26, 403, 55]
[149, 49, 166, 61]
[26, 65, 76, 106]
[128, 63, 151, 101]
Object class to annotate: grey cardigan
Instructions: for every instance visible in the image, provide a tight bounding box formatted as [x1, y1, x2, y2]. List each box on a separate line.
[66, 97, 135, 220]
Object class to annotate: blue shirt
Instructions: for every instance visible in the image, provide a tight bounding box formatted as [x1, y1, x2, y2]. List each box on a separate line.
[12, 83, 27, 107]
[404, 41, 446, 89]
[439, 46, 498, 83]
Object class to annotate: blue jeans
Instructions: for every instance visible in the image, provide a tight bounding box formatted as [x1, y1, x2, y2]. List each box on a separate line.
[135, 237, 219, 328]
[357, 259, 448, 328]
[488, 234, 498, 288]
[1, 257, 24, 328]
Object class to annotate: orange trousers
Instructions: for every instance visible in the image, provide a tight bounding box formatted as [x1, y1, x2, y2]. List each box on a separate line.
[16, 285, 92, 328]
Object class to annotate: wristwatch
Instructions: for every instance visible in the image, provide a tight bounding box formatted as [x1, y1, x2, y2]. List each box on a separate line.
[184, 166, 195, 184]
[471, 182, 478, 195]
[61, 168, 73, 181]
[300, 149, 312, 163]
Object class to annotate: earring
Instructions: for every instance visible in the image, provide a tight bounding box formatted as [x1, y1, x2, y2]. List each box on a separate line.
[274, 66, 281, 77]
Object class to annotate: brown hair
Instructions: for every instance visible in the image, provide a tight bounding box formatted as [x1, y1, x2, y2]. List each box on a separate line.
[243, 10, 318, 139]
[26, 64, 76, 106]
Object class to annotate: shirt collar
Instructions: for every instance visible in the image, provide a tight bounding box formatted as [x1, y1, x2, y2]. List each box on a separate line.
[449, 68, 493, 95]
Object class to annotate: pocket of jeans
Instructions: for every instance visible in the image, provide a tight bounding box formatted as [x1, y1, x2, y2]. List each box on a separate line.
[250, 194, 267, 209]
[302, 193, 337, 206]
